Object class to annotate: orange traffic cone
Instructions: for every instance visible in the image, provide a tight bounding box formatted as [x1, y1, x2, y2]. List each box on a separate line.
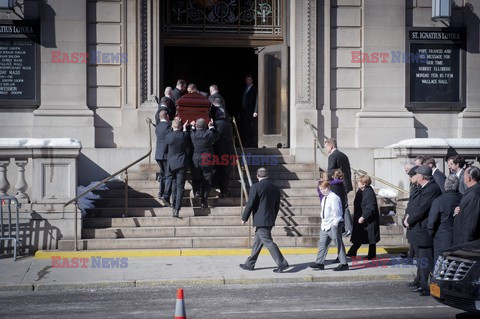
[174, 288, 186, 319]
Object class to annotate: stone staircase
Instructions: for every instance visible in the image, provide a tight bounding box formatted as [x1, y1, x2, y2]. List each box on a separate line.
[58, 148, 407, 250]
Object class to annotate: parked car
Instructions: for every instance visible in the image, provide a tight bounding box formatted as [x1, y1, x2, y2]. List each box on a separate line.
[430, 239, 480, 313]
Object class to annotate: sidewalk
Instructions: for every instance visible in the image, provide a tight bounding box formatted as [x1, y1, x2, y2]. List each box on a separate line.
[0, 247, 415, 292]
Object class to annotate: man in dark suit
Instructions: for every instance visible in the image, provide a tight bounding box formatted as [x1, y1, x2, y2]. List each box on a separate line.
[163, 118, 190, 218]
[325, 138, 353, 236]
[240, 74, 258, 147]
[208, 84, 225, 107]
[424, 156, 446, 193]
[404, 165, 442, 296]
[190, 118, 220, 209]
[453, 166, 480, 245]
[448, 155, 467, 194]
[239, 168, 289, 273]
[154, 110, 172, 201]
[211, 98, 234, 198]
[172, 79, 186, 102]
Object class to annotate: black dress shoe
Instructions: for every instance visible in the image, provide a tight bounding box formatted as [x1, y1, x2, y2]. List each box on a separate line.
[406, 281, 419, 288]
[333, 264, 349, 271]
[419, 289, 430, 296]
[172, 209, 179, 218]
[239, 264, 254, 271]
[273, 264, 289, 273]
[162, 197, 171, 207]
[201, 202, 209, 209]
[333, 257, 340, 263]
[309, 263, 325, 270]
[411, 287, 423, 293]
[194, 192, 201, 200]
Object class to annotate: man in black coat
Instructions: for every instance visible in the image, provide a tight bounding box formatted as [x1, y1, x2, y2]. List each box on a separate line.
[448, 155, 467, 194]
[172, 79, 186, 102]
[239, 168, 289, 273]
[424, 156, 447, 193]
[453, 166, 480, 245]
[210, 99, 234, 198]
[154, 110, 172, 200]
[208, 84, 226, 107]
[427, 174, 462, 262]
[163, 118, 190, 217]
[404, 165, 442, 296]
[240, 74, 258, 147]
[325, 138, 353, 236]
[190, 118, 220, 208]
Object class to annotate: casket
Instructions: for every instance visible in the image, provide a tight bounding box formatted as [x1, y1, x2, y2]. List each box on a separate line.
[175, 92, 211, 123]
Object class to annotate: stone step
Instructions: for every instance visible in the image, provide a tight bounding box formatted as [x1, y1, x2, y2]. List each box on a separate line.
[140, 163, 314, 173]
[83, 215, 323, 228]
[236, 148, 292, 155]
[86, 206, 321, 218]
[82, 225, 321, 239]
[121, 179, 319, 189]
[92, 187, 319, 199]
[127, 171, 316, 181]
[91, 196, 321, 208]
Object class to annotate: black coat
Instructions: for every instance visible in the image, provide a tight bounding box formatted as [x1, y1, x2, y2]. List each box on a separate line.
[165, 130, 190, 171]
[172, 88, 183, 102]
[208, 92, 225, 107]
[433, 169, 447, 193]
[242, 179, 281, 227]
[213, 118, 234, 157]
[242, 85, 257, 117]
[351, 186, 380, 244]
[406, 180, 442, 247]
[427, 190, 462, 259]
[330, 180, 346, 214]
[327, 149, 353, 193]
[404, 185, 421, 242]
[453, 183, 480, 245]
[190, 128, 220, 167]
[154, 121, 171, 160]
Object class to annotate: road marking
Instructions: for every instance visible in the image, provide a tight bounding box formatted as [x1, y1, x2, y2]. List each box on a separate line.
[220, 305, 449, 315]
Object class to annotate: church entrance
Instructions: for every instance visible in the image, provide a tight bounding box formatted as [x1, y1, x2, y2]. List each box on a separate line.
[163, 46, 257, 120]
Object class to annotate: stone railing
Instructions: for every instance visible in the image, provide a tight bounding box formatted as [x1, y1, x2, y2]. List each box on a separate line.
[0, 138, 82, 252]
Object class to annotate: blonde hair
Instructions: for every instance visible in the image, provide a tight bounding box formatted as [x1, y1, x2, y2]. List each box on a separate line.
[358, 175, 372, 186]
[331, 169, 344, 180]
[318, 181, 331, 189]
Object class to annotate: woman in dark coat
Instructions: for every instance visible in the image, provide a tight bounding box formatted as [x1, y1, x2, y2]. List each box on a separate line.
[427, 175, 461, 262]
[347, 175, 380, 259]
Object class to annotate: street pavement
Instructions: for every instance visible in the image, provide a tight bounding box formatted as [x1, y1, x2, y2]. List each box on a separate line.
[0, 247, 417, 291]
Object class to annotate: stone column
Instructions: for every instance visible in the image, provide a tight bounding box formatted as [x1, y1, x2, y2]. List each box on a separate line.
[14, 159, 30, 203]
[290, 0, 317, 162]
[355, 0, 415, 147]
[33, 0, 94, 147]
[0, 160, 10, 196]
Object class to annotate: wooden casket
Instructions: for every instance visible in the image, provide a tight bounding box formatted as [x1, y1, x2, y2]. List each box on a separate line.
[175, 92, 211, 123]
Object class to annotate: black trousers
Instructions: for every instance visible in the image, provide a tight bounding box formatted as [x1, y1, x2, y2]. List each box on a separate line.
[191, 164, 214, 204]
[347, 243, 377, 259]
[240, 112, 258, 147]
[417, 245, 434, 290]
[164, 167, 186, 211]
[156, 159, 167, 198]
[216, 163, 230, 195]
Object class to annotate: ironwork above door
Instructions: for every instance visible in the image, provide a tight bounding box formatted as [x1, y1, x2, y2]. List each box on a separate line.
[163, 0, 282, 36]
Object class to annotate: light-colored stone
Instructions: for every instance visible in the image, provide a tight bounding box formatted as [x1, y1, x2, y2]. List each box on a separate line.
[88, 87, 122, 108]
[89, 1, 121, 23]
[334, 27, 361, 48]
[333, 7, 362, 27]
[336, 0, 362, 6]
[333, 48, 362, 68]
[334, 89, 362, 109]
[88, 24, 121, 44]
[334, 69, 361, 88]
[88, 66, 121, 86]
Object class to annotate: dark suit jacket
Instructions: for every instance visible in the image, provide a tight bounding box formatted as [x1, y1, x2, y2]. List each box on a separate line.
[433, 169, 447, 193]
[165, 130, 190, 171]
[327, 149, 353, 193]
[190, 128, 220, 166]
[213, 118, 235, 156]
[242, 85, 257, 117]
[154, 106, 170, 125]
[406, 180, 442, 246]
[427, 190, 461, 256]
[242, 179, 281, 227]
[453, 183, 480, 245]
[172, 88, 183, 102]
[208, 93, 225, 107]
[352, 186, 380, 244]
[154, 121, 172, 160]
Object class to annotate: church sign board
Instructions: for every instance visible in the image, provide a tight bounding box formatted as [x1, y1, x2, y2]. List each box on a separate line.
[406, 28, 466, 111]
[0, 21, 40, 107]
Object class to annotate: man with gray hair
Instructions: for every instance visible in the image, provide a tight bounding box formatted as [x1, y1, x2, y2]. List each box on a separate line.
[453, 166, 480, 245]
[239, 168, 289, 273]
[427, 175, 462, 262]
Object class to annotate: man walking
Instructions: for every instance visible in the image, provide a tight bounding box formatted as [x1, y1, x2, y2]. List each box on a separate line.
[164, 118, 190, 218]
[325, 138, 353, 236]
[424, 156, 446, 193]
[154, 110, 172, 201]
[172, 79, 186, 102]
[239, 168, 289, 273]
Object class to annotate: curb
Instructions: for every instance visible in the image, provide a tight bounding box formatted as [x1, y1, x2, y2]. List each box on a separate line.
[0, 274, 413, 293]
[34, 246, 408, 260]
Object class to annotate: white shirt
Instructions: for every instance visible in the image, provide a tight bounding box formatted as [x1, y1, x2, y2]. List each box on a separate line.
[320, 191, 343, 231]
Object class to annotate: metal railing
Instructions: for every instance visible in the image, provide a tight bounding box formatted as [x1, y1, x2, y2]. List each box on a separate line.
[304, 118, 409, 196]
[231, 117, 253, 247]
[0, 196, 21, 261]
[64, 118, 154, 251]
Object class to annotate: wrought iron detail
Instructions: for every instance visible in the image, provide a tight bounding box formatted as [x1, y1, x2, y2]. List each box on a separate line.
[164, 0, 282, 36]
[140, 0, 149, 103]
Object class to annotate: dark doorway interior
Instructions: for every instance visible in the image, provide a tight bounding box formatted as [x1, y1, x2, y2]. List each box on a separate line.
[163, 46, 258, 117]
